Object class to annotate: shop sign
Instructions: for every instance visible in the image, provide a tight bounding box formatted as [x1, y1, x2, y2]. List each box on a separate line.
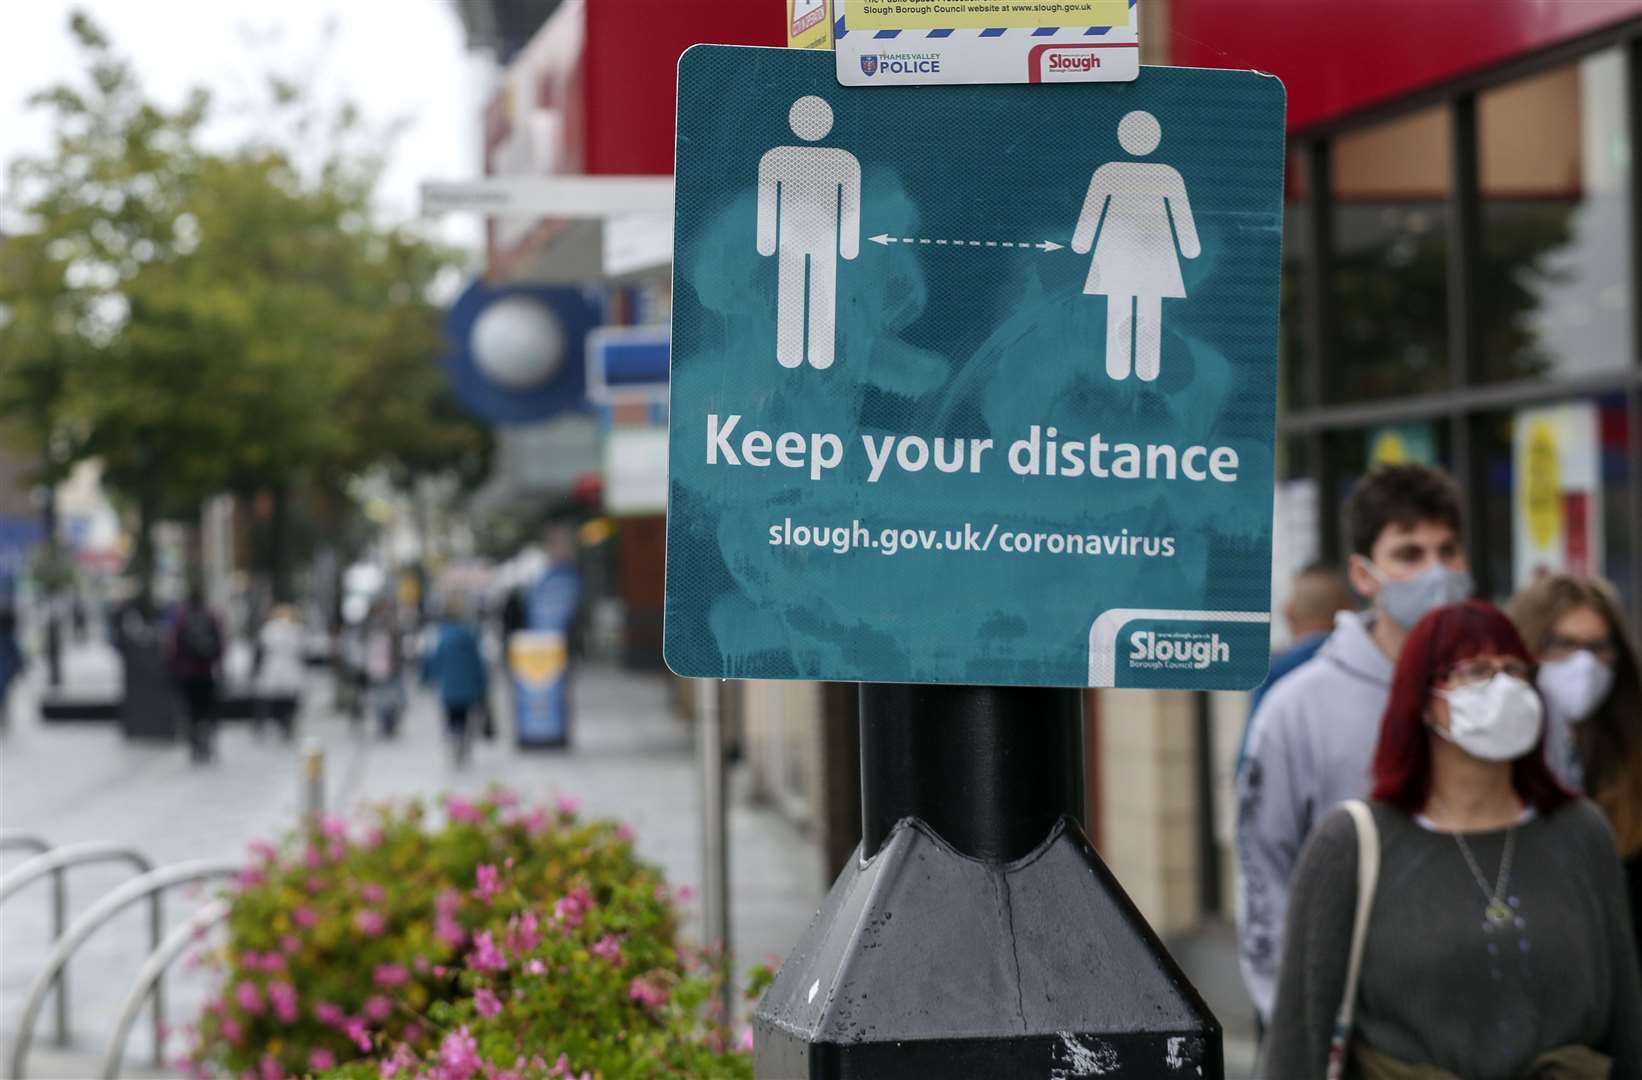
[1513, 403, 1602, 588]
[511, 564, 581, 747]
[605, 429, 670, 516]
[1366, 423, 1435, 467]
[508, 631, 570, 746]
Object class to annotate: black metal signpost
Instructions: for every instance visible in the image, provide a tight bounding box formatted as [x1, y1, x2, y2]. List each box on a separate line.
[753, 685, 1222, 1078]
[664, 24, 1286, 1078]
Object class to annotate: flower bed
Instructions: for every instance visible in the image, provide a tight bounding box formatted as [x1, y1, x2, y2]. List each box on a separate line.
[189, 790, 751, 1079]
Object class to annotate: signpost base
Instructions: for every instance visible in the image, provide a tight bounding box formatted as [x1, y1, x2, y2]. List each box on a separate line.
[753, 685, 1223, 1079]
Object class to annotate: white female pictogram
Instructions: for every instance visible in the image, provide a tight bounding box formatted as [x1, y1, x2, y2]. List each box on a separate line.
[757, 96, 862, 370]
[1071, 110, 1201, 382]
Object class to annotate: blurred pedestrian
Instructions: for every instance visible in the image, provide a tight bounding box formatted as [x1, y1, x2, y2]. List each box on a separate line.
[423, 595, 487, 767]
[1266, 601, 1642, 1078]
[500, 585, 527, 640]
[108, 579, 148, 652]
[1508, 574, 1642, 957]
[253, 603, 305, 740]
[363, 599, 405, 738]
[0, 584, 21, 734]
[1239, 562, 1356, 764]
[337, 594, 369, 726]
[1237, 464, 1472, 1024]
[70, 592, 88, 643]
[167, 585, 225, 763]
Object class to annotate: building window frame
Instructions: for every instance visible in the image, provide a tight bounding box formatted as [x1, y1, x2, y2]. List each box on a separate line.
[1280, 17, 1642, 625]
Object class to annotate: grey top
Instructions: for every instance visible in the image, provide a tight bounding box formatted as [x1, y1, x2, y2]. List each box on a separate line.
[1237, 610, 1395, 1018]
[1267, 798, 1642, 1080]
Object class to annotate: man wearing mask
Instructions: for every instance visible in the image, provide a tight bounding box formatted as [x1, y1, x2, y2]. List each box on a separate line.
[1235, 464, 1471, 1028]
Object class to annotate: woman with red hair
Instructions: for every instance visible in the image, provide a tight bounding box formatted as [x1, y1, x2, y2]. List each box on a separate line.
[1266, 601, 1642, 1079]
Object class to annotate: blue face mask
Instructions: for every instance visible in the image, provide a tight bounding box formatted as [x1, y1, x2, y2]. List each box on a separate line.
[1360, 559, 1473, 629]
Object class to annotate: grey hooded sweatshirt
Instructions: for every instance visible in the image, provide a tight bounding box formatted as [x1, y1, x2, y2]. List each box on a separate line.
[1235, 609, 1394, 1020]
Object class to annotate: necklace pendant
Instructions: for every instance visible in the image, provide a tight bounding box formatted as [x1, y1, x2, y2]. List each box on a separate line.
[1485, 900, 1513, 926]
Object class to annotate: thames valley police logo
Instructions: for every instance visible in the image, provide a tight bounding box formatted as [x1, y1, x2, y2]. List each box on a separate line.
[860, 54, 878, 76]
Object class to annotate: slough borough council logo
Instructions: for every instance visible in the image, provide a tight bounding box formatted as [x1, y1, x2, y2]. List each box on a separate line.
[1129, 630, 1231, 671]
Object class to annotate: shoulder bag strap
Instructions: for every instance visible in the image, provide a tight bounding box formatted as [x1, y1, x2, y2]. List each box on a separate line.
[1326, 800, 1380, 1080]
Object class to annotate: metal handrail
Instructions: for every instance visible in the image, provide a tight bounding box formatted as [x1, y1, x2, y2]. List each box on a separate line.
[0, 842, 154, 903]
[0, 841, 155, 1050]
[99, 898, 231, 1079]
[7, 859, 240, 1080]
[0, 832, 52, 855]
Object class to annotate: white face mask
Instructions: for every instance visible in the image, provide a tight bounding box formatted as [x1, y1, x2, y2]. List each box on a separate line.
[1536, 651, 1615, 723]
[1434, 674, 1544, 762]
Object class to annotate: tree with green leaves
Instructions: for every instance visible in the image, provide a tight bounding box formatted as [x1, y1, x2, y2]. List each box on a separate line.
[1, 12, 489, 603]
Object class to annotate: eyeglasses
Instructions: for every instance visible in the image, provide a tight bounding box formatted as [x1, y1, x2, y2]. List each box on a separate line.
[1442, 656, 1532, 689]
[1540, 635, 1618, 664]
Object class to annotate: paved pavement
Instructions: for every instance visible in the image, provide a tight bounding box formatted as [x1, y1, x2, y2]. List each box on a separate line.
[0, 642, 824, 1077]
[1169, 919, 1260, 1077]
[2, 640, 1259, 1079]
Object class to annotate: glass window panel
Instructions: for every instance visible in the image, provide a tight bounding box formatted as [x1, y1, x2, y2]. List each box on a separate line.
[1475, 410, 1517, 605]
[1323, 428, 1370, 562]
[1325, 421, 1454, 563]
[1597, 394, 1635, 612]
[1478, 51, 1633, 384]
[1365, 421, 1444, 469]
[1280, 434, 1310, 482]
[1330, 106, 1452, 401]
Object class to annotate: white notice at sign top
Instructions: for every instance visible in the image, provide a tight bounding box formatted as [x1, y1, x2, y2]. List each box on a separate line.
[834, 0, 1139, 87]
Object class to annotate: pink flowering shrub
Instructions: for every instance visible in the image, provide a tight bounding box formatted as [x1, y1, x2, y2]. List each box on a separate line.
[190, 790, 748, 1078]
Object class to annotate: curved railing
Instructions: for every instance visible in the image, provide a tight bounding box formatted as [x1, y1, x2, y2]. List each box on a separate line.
[7, 859, 240, 1080]
[0, 832, 51, 856]
[1, 833, 61, 1044]
[0, 841, 154, 1050]
[99, 898, 231, 1079]
[0, 841, 157, 905]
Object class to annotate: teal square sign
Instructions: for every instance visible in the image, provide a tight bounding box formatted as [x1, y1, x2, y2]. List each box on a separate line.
[664, 45, 1286, 690]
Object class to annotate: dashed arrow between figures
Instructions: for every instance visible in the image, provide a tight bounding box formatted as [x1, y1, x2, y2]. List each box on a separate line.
[869, 233, 1064, 252]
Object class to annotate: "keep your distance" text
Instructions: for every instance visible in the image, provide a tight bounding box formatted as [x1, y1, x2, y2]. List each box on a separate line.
[706, 414, 1241, 485]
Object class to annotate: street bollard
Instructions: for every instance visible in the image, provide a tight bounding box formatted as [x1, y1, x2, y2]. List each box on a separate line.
[753, 684, 1222, 1078]
[302, 739, 324, 824]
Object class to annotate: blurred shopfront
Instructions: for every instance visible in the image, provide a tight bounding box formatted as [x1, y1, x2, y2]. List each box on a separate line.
[1132, 4, 1642, 1018]
[1171, 0, 1642, 625]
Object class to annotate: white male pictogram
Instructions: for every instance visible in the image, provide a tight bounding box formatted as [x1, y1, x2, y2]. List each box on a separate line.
[1072, 110, 1201, 382]
[757, 96, 862, 370]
